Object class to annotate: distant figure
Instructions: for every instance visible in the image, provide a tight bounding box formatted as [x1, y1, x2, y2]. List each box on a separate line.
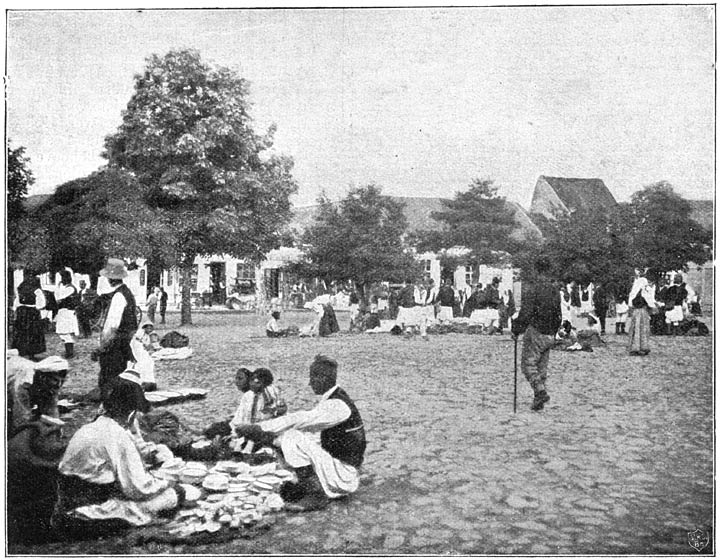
[511, 258, 562, 412]
[592, 280, 610, 335]
[13, 272, 47, 360]
[436, 279, 456, 321]
[76, 280, 94, 338]
[159, 287, 168, 324]
[54, 270, 80, 359]
[146, 287, 159, 324]
[627, 268, 655, 355]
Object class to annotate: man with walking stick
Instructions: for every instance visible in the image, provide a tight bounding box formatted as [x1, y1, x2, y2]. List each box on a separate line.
[511, 258, 562, 412]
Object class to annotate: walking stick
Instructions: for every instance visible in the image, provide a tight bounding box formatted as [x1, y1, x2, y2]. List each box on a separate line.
[513, 336, 518, 414]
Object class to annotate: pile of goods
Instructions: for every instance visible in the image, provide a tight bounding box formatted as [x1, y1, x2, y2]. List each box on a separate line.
[152, 459, 294, 537]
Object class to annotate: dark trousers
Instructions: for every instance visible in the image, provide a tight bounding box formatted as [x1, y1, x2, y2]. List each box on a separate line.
[98, 346, 131, 399]
[520, 326, 556, 394]
[595, 306, 608, 333]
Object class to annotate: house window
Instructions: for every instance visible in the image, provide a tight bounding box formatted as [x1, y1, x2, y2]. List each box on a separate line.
[191, 265, 199, 291]
[139, 270, 146, 286]
[236, 262, 255, 280]
[168, 272, 173, 286]
[465, 265, 473, 285]
[423, 259, 432, 281]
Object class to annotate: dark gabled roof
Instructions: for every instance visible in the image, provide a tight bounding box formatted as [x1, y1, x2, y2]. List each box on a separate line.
[537, 175, 617, 214]
[686, 199, 714, 232]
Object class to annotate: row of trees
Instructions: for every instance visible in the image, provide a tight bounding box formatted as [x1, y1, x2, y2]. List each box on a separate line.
[8, 49, 712, 320]
[290, 179, 711, 301]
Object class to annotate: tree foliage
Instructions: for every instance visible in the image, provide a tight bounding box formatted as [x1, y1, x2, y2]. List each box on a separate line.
[104, 49, 297, 323]
[7, 143, 48, 270]
[295, 185, 422, 298]
[515, 181, 711, 297]
[414, 178, 519, 266]
[34, 168, 161, 277]
[622, 181, 712, 272]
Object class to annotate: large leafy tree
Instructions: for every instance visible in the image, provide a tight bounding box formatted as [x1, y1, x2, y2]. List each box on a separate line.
[7, 143, 49, 271]
[104, 49, 297, 324]
[34, 168, 160, 280]
[414, 178, 520, 268]
[296, 185, 422, 301]
[515, 208, 634, 295]
[622, 181, 712, 273]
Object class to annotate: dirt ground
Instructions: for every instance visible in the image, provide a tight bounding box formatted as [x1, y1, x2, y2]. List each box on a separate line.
[10, 308, 714, 555]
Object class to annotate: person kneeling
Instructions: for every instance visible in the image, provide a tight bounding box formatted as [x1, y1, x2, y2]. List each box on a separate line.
[235, 355, 366, 512]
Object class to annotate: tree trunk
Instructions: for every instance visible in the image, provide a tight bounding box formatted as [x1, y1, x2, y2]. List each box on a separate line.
[357, 281, 369, 308]
[180, 259, 194, 326]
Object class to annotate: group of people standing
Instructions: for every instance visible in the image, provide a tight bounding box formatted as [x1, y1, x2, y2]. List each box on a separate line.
[13, 270, 81, 361]
[391, 277, 516, 332]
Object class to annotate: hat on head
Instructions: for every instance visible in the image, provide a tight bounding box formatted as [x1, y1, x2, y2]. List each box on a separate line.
[100, 258, 128, 279]
[140, 320, 154, 329]
[34, 356, 69, 374]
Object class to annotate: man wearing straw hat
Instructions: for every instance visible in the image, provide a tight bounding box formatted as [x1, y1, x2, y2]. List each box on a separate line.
[91, 258, 138, 400]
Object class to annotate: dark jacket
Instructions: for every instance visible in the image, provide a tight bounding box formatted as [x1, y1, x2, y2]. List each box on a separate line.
[320, 387, 366, 468]
[512, 279, 562, 336]
[437, 285, 456, 307]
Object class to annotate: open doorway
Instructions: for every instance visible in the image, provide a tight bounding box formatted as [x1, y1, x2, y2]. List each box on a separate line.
[209, 262, 226, 306]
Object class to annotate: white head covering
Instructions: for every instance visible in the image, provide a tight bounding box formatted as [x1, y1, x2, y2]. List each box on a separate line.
[34, 356, 69, 373]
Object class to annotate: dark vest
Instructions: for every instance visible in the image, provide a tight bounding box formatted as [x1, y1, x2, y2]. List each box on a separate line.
[320, 387, 366, 468]
[100, 283, 138, 341]
[17, 281, 39, 306]
[57, 286, 78, 310]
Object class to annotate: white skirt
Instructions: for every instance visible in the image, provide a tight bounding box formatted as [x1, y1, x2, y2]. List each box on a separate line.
[55, 308, 79, 336]
[437, 306, 454, 321]
[665, 305, 684, 323]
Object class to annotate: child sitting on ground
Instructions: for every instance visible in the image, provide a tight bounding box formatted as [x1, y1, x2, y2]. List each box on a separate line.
[266, 311, 298, 338]
[202, 367, 286, 456]
[229, 368, 286, 454]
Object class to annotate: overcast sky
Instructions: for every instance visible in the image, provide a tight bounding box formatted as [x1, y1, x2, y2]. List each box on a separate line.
[6, 6, 715, 209]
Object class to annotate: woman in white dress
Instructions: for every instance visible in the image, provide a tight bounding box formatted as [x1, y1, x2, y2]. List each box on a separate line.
[54, 270, 79, 359]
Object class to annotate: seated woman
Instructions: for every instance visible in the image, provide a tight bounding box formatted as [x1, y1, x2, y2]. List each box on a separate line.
[7, 356, 70, 544]
[129, 321, 161, 391]
[51, 378, 182, 539]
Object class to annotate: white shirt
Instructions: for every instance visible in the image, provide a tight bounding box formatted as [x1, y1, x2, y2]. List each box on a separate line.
[258, 385, 350, 435]
[55, 283, 77, 303]
[102, 285, 129, 340]
[59, 415, 170, 501]
[13, 288, 46, 311]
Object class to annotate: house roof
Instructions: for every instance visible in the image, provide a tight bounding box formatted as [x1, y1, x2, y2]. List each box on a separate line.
[532, 175, 617, 215]
[288, 196, 447, 234]
[686, 199, 714, 232]
[289, 196, 541, 240]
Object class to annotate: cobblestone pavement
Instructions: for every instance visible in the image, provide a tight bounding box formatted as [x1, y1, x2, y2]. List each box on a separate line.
[14, 310, 714, 555]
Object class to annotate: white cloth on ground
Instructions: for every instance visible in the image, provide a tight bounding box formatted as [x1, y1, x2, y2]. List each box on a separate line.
[151, 347, 193, 360]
